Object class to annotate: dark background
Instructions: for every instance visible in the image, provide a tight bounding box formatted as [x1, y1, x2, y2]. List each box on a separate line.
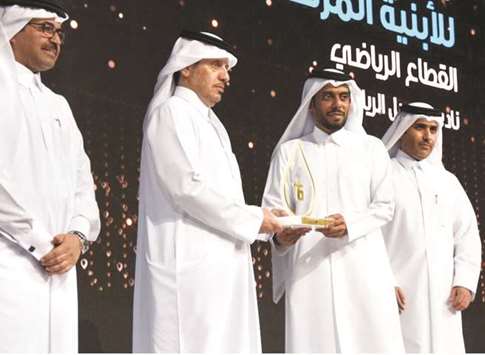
[42, 0, 485, 352]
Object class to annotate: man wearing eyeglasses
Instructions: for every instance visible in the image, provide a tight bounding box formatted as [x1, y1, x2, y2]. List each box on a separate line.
[0, 0, 100, 352]
[13, 20, 65, 68]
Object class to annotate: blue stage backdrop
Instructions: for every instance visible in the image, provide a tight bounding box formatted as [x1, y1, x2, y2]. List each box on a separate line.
[42, 0, 484, 352]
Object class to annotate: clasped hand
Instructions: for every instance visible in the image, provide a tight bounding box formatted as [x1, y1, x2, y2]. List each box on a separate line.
[40, 234, 82, 275]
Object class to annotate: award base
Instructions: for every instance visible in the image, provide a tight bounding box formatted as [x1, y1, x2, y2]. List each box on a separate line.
[276, 215, 334, 229]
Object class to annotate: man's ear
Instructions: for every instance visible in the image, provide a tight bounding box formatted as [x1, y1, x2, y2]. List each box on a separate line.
[9, 27, 24, 46]
[308, 97, 316, 114]
[180, 66, 192, 79]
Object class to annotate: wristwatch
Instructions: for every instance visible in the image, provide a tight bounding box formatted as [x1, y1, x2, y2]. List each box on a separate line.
[272, 234, 282, 247]
[69, 230, 89, 254]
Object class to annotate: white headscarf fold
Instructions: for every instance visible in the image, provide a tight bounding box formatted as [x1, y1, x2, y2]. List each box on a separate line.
[381, 102, 444, 166]
[273, 69, 366, 155]
[0, 5, 67, 40]
[0, 20, 21, 173]
[144, 32, 237, 126]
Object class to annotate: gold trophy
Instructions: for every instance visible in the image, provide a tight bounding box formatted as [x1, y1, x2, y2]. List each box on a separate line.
[278, 143, 333, 228]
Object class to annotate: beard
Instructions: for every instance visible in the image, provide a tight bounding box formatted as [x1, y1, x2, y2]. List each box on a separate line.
[316, 112, 348, 132]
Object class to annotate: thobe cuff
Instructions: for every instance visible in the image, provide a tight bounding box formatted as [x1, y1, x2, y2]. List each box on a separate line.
[12, 219, 52, 260]
[342, 211, 359, 243]
[255, 232, 272, 242]
[242, 205, 265, 243]
[68, 215, 92, 241]
[452, 272, 479, 299]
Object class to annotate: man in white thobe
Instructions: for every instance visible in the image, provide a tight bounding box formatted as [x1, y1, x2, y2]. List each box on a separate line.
[262, 68, 404, 353]
[0, 0, 100, 352]
[381, 102, 481, 353]
[132, 30, 283, 353]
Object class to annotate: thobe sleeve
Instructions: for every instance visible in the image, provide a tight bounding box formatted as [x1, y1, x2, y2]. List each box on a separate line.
[262, 145, 292, 256]
[262, 145, 292, 302]
[0, 177, 53, 260]
[450, 176, 482, 296]
[145, 104, 263, 244]
[344, 140, 395, 242]
[65, 105, 101, 242]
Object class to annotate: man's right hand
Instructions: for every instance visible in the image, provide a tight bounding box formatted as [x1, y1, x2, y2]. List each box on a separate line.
[259, 208, 284, 234]
[273, 227, 311, 247]
[395, 286, 406, 313]
[449, 286, 473, 311]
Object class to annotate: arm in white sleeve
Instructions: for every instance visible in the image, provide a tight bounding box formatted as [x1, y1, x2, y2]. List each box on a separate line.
[146, 104, 263, 244]
[344, 140, 395, 242]
[451, 176, 482, 296]
[262, 145, 293, 302]
[0, 174, 53, 260]
[67, 120, 101, 242]
[262, 145, 292, 255]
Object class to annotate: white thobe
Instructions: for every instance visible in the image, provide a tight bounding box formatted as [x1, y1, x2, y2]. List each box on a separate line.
[133, 86, 264, 353]
[381, 150, 481, 353]
[0, 62, 100, 352]
[263, 127, 404, 353]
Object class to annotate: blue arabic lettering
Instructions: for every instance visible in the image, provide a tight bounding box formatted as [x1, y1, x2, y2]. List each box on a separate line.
[289, 0, 320, 8]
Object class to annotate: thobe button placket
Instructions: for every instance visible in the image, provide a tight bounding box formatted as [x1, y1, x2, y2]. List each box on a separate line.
[412, 164, 433, 247]
[412, 164, 424, 189]
[325, 139, 340, 216]
[208, 111, 237, 180]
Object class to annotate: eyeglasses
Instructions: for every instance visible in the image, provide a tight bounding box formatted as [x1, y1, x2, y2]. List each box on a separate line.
[28, 22, 66, 44]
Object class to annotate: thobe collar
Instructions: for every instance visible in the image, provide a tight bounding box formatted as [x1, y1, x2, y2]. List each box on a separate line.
[174, 86, 211, 120]
[311, 126, 350, 146]
[395, 149, 431, 171]
[15, 61, 44, 91]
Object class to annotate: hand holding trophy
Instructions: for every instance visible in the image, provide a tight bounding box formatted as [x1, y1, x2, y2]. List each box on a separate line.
[272, 208, 311, 248]
[315, 213, 347, 238]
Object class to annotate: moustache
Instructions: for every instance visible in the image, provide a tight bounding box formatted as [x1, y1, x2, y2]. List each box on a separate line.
[42, 44, 59, 54]
[327, 110, 345, 115]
